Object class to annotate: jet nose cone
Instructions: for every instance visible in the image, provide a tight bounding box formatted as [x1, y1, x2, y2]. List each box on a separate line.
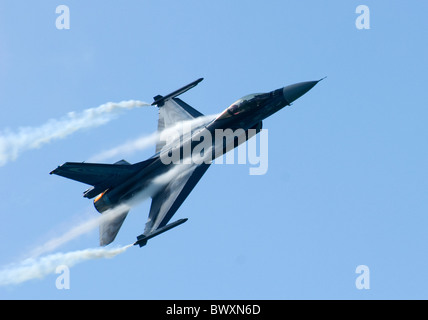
[282, 80, 322, 104]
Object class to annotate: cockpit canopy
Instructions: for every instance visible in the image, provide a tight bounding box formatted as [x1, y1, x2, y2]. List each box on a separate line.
[217, 92, 269, 119]
[227, 94, 262, 116]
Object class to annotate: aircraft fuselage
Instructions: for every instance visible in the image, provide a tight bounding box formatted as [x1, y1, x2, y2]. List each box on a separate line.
[93, 80, 321, 213]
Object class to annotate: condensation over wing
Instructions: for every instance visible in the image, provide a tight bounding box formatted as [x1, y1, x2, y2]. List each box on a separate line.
[156, 98, 204, 153]
[152, 78, 204, 153]
[144, 163, 210, 236]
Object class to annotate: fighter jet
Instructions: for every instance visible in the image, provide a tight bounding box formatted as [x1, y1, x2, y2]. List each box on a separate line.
[50, 78, 322, 247]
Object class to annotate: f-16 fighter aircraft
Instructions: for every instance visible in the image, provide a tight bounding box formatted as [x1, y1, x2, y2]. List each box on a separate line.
[50, 78, 322, 247]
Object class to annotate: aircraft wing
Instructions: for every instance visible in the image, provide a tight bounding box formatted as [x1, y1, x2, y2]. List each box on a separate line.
[143, 162, 211, 237]
[50, 162, 137, 186]
[50, 157, 158, 199]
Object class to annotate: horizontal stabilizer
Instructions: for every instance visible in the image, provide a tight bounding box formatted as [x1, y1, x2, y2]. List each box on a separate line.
[100, 208, 130, 246]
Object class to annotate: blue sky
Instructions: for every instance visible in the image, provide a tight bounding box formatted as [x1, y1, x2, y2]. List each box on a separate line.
[0, 1, 427, 299]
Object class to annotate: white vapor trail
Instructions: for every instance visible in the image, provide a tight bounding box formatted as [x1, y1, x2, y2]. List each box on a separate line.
[0, 163, 194, 287]
[88, 131, 159, 162]
[29, 162, 193, 258]
[30, 114, 219, 255]
[0, 110, 214, 287]
[88, 113, 218, 162]
[0, 244, 133, 287]
[29, 204, 133, 258]
[0, 100, 149, 166]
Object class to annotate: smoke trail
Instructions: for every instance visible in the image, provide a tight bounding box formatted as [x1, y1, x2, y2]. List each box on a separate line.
[88, 114, 218, 162]
[0, 114, 215, 286]
[88, 131, 159, 162]
[0, 163, 195, 287]
[29, 163, 192, 258]
[0, 244, 133, 287]
[29, 204, 132, 258]
[0, 100, 149, 166]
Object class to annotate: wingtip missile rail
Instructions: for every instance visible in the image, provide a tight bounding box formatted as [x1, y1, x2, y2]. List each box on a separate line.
[151, 78, 204, 107]
[134, 218, 189, 247]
